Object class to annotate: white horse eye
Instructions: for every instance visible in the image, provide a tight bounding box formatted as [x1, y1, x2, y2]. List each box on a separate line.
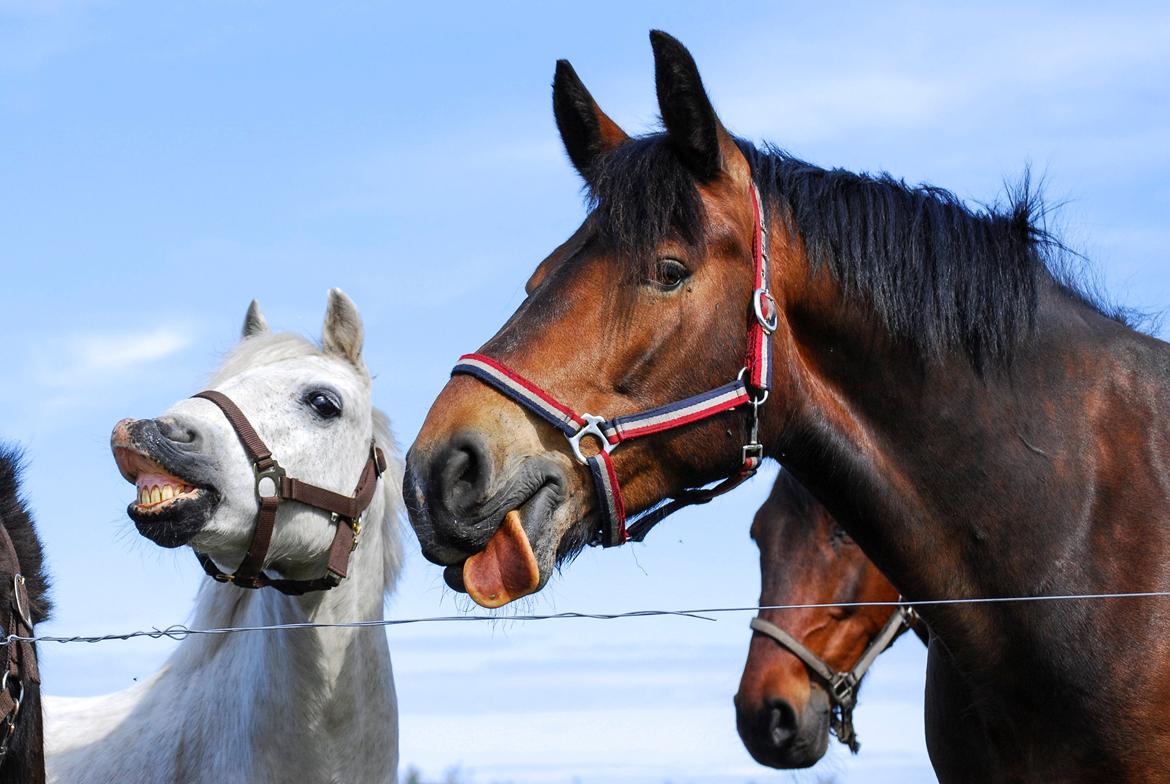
[305, 390, 343, 419]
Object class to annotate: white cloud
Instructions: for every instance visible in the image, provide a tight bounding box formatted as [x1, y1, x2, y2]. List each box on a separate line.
[33, 326, 195, 390]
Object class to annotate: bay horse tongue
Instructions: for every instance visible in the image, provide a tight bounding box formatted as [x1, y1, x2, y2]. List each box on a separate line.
[463, 510, 539, 608]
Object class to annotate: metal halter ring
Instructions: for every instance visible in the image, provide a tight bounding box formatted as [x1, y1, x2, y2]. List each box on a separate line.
[753, 287, 778, 334]
[737, 368, 771, 406]
[253, 462, 286, 502]
[567, 414, 615, 464]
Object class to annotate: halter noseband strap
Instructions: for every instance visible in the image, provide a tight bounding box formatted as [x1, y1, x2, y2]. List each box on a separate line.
[191, 389, 386, 596]
[749, 603, 918, 752]
[451, 184, 775, 547]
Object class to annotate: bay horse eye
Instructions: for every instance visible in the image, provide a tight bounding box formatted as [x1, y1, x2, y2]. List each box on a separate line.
[305, 390, 343, 419]
[648, 258, 690, 291]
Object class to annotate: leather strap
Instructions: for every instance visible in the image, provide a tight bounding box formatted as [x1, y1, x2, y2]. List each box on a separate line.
[191, 390, 385, 595]
[0, 523, 38, 754]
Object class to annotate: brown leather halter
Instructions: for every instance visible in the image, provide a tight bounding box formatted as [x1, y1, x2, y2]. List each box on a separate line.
[0, 525, 37, 760]
[191, 390, 386, 596]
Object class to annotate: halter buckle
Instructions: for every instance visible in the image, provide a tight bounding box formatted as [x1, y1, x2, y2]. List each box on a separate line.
[253, 461, 286, 503]
[753, 288, 778, 334]
[742, 443, 764, 466]
[567, 414, 615, 465]
[828, 672, 858, 707]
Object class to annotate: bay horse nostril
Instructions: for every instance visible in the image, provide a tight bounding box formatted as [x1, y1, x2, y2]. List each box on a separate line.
[435, 433, 492, 514]
[765, 698, 797, 749]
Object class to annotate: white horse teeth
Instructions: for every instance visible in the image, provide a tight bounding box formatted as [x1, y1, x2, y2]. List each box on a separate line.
[136, 481, 197, 508]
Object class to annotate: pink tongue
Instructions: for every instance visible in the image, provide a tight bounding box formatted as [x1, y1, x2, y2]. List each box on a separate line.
[463, 511, 540, 608]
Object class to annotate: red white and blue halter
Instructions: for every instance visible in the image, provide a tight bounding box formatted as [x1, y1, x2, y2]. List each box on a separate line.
[452, 184, 776, 547]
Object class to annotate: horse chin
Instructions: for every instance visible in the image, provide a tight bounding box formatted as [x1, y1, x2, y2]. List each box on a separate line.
[442, 480, 570, 605]
[128, 488, 220, 548]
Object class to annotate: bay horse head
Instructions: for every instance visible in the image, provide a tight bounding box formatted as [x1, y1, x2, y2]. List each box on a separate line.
[735, 470, 922, 768]
[111, 290, 393, 592]
[406, 31, 793, 605]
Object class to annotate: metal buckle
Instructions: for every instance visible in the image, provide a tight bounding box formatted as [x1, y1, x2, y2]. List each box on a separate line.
[753, 288, 778, 334]
[567, 414, 615, 465]
[253, 461, 286, 503]
[828, 672, 857, 706]
[742, 442, 764, 465]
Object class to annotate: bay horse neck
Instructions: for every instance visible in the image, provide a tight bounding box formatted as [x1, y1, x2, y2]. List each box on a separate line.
[760, 185, 1170, 771]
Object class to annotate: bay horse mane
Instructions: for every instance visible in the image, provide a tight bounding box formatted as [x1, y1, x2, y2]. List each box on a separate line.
[585, 133, 1139, 370]
[0, 447, 52, 625]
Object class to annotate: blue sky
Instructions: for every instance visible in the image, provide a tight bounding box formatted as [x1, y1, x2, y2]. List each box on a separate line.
[2, 2, 1168, 782]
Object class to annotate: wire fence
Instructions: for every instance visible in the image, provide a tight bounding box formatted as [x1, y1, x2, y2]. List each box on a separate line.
[8, 589, 1170, 648]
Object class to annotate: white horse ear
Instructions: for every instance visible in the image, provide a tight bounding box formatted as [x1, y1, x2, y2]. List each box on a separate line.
[323, 288, 364, 365]
[242, 300, 269, 339]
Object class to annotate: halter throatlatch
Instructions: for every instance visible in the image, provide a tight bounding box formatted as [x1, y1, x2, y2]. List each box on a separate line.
[0, 526, 38, 759]
[452, 184, 775, 547]
[191, 390, 386, 596]
[750, 604, 918, 753]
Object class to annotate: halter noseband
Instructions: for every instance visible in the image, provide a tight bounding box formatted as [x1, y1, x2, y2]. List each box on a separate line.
[451, 184, 776, 546]
[0, 528, 37, 760]
[191, 390, 386, 596]
[749, 603, 918, 752]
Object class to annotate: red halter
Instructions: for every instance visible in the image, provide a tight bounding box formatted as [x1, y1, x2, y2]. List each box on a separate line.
[452, 184, 775, 546]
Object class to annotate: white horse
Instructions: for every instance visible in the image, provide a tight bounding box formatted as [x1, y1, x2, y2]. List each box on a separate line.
[44, 290, 403, 784]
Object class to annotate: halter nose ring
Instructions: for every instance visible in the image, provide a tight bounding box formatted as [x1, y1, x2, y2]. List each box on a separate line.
[567, 414, 615, 464]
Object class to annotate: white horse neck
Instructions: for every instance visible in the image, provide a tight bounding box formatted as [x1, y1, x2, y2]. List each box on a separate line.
[46, 456, 403, 784]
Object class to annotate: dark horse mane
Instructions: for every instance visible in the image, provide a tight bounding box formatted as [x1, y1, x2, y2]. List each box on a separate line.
[586, 134, 1139, 370]
[0, 447, 51, 625]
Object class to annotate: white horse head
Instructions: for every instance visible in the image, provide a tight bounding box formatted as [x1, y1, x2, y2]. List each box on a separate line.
[111, 289, 401, 591]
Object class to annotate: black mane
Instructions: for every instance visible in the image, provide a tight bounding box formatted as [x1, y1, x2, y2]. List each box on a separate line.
[586, 133, 1132, 369]
[0, 446, 52, 625]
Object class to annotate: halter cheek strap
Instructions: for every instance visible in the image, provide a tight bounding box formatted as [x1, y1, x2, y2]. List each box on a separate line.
[452, 184, 775, 547]
[191, 390, 386, 596]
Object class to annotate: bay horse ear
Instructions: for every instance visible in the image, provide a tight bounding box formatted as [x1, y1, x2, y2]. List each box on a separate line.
[650, 30, 726, 181]
[322, 288, 364, 365]
[241, 300, 269, 339]
[552, 59, 629, 180]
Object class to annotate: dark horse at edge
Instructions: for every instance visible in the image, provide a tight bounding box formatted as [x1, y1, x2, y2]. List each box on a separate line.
[404, 31, 1170, 782]
[0, 447, 52, 784]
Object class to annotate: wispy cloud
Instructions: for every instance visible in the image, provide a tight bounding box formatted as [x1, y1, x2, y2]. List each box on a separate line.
[32, 326, 195, 390]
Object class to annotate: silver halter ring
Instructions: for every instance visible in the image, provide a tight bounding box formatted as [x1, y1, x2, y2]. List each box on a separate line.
[567, 414, 615, 464]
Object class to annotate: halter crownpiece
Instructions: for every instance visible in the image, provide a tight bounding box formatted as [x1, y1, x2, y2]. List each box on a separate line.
[452, 183, 774, 546]
[191, 390, 386, 596]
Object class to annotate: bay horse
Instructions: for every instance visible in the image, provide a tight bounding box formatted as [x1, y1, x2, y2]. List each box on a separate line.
[736, 469, 924, 768]
[45, 290, 404, 783]
[0, 448, 52, 784]
[404, 31, 1170, 781]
